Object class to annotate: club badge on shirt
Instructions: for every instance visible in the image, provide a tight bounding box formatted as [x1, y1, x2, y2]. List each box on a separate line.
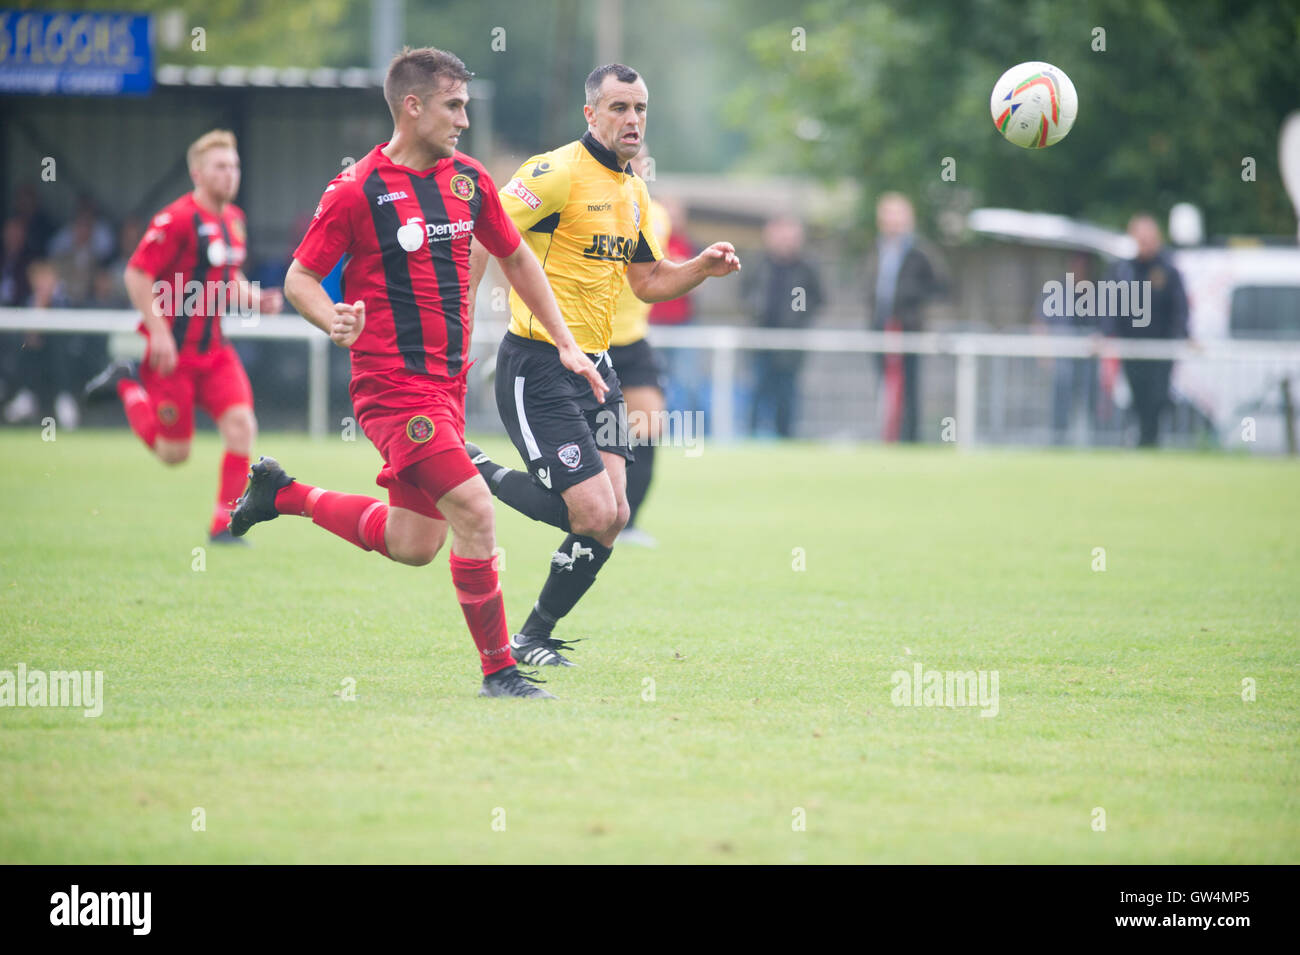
[450, 174, 475, 201]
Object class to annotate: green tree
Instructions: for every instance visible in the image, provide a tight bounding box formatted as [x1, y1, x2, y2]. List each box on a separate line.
[728, 0, 1300, 236]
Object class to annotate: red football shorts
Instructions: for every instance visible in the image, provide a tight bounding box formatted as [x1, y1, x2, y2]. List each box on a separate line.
[350, 367, 479, 521]
[139, 342, 253, 441]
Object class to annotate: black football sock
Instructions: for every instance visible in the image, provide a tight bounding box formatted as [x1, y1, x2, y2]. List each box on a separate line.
[469, 450, 499, 484]
[487, 467, 571, 532]
[520, 534, 613, 637]
[625, 442, 654, 527]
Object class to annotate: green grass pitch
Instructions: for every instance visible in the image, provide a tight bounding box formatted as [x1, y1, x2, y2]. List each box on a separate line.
[1, 429, 1296, 863]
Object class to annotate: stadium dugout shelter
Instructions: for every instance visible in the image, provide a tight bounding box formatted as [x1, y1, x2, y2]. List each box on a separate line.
[0, 64, 481, 265]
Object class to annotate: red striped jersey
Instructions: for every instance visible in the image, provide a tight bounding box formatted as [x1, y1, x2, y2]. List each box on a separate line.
[294, 144, 521, 380]
[128, 192, 248, 354]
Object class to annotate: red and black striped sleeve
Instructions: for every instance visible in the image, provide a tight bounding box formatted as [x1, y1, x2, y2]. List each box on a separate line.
[128, 206, 189, 280]
[295, 180, 362, 277]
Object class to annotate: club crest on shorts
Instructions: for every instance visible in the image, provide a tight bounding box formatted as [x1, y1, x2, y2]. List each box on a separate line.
[406, 415, 435, 443]
[558, 442, 582, 470]
[449, 174, 475, 201]
[157, 401, 179, 425]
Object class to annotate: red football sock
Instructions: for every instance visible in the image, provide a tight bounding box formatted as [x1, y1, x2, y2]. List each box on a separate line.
[274, 481, 317, 516]
[289, 488, 390, 557]
[210, 451, 250, 536]
[117, 380, 157, 449]
[450, 551, 514, 675]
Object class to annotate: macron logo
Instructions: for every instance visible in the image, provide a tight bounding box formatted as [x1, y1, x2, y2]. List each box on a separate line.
[50, 885, 151, 935]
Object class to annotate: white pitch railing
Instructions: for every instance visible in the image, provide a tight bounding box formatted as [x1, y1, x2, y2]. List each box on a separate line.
[4, 307, 1299, 446]
[0, 307, 334, 436]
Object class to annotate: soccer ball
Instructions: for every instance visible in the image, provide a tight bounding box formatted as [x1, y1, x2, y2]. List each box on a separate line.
[990, 61, 1078, 148]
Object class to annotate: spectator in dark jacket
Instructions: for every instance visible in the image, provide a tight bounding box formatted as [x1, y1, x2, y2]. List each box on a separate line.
[0, 218, 34, 408]
[864, 192, 946, 442]
[743, 216, 823, 438]
[4, 260, 82, 429]
[12, 183, 56, 259]
[49, 195, 114, 306]
[1102, 214, 1189, 447]
[1038, 250, 1101, 444]
[1, 217, 33, 306]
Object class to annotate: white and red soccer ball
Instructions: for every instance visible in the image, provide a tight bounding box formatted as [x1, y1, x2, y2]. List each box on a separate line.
[990, 61, 1078, 149]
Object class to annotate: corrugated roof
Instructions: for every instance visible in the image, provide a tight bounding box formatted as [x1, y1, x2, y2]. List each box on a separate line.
[154, 65, 380, 88]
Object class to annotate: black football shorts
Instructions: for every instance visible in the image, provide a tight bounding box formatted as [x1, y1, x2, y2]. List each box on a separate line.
[607, 336, 666, 391]
[494, 331, 632, 494]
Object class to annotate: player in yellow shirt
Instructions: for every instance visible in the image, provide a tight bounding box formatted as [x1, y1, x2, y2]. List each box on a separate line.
[467, 64, 741, 667]
[608, 145, 672, 548]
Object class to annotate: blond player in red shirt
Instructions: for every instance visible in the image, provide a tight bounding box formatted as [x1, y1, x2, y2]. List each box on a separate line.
[85, 130, 283, 542]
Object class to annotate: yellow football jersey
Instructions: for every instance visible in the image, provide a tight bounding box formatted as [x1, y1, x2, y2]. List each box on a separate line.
[500, 132, 664, 352]
[610, 198, 672, 347]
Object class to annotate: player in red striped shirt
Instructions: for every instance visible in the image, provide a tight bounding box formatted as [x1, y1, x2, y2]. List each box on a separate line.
[229, 47, 604, 699]
[85, 129, 283, 543]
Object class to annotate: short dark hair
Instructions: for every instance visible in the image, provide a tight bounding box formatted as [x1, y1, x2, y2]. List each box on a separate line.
[384, 47, 474, 120]
[585, 63, 641, 107]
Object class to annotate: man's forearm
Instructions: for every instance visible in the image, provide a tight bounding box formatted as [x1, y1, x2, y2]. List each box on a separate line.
[233, 271, 265, 310]
[124, 267, 168, 334]
[468, 241, 490, 308]
[633, 256, 710, 303]
[284, 268, 337, 335]
[467, 241, 491, 341]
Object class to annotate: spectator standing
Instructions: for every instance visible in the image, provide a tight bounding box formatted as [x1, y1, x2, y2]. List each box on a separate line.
[0, 218, 34, 408]
[1102, 214, 1190, 448]
[1, 217, 33, 306]
[864, 192, 946, 442]
[1037, 250, 1100, 444]
[49, 195, 114, 306]
[3, 260, 80, 429]
[12, 183, 56, 259]
[743, 216, 823, 438]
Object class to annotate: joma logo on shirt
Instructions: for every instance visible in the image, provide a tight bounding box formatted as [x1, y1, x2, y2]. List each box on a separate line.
[376, 191, 410, 205]
[581, 234, 635, 263]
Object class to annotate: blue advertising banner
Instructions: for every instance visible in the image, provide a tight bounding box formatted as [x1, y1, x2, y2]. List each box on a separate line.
[0, 10, 153, 95]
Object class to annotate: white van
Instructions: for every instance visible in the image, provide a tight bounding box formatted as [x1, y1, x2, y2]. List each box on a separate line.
[968, 209, 1300, 451]
[1170, 246, 1300, 451]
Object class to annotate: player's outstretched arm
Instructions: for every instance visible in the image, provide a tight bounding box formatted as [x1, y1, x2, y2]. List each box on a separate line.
[284, 259, 365, 347]
[495, 244, 608, 403]
[627, 241, 742, 303]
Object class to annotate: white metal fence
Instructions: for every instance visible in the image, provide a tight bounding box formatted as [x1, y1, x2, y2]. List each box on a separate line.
[4, 307, 1299, 449]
